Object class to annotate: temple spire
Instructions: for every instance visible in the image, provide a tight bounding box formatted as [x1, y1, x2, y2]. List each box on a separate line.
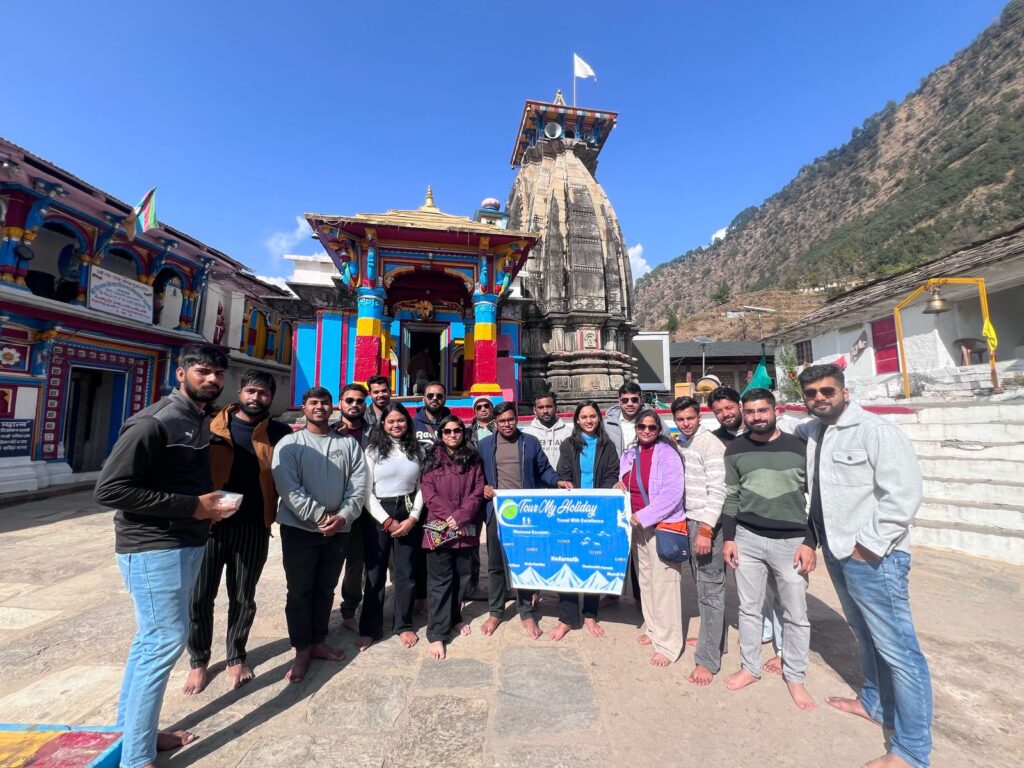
[553, 89, 567, 106]
[420, 185, 440, 213]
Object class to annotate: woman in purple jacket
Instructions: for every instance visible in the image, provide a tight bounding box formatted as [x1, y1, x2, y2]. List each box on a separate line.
[420, 415, 485, 660]
[615, 409, 686, 667]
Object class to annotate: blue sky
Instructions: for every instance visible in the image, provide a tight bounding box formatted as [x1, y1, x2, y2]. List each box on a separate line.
[3, 1, 1009, 282]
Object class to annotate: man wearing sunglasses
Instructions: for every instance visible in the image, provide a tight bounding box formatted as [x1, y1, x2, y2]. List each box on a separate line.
[605, 382, 644, 454]
[796, 364, 931, 768]
[335, 383, 371, 632]
[468, 396, 496, 447]
[414, 381, 451, 447]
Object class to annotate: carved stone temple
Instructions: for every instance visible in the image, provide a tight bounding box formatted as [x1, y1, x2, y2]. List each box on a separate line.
[506, 92, 637, 404]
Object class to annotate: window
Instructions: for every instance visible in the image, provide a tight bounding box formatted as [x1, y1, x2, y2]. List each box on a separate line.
[871, 316, 901, 374]
[795, 339, 813, 366]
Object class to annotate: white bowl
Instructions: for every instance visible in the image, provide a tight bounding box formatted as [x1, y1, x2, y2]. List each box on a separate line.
[218, 492, 243, 517]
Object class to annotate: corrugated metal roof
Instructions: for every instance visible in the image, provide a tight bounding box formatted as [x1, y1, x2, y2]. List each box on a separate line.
[670, 341, 772, 358]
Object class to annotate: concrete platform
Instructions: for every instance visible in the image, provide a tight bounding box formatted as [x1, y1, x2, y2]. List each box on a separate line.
[0, 490, 1021, 767]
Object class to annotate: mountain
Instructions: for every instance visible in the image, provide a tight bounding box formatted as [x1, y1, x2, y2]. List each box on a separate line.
[636, 1, 1024, 337]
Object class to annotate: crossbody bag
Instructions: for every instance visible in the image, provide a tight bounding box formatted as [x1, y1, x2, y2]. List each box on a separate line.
[632, 445, 689, 562]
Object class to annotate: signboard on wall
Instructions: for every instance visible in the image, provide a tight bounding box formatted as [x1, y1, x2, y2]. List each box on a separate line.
[88, 266, 154, 325]
[0, 419, 33, 457]
[631, 331, 671, 391]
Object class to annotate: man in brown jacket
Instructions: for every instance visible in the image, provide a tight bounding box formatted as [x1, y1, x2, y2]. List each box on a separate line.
[183, 369, 291, 693]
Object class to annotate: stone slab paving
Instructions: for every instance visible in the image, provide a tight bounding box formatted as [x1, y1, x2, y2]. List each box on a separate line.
[0, 490, 1021, 767]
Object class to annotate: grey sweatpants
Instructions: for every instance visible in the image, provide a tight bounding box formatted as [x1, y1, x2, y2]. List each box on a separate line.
[687, 519, 727, 673]
[733, 526, 810, 682]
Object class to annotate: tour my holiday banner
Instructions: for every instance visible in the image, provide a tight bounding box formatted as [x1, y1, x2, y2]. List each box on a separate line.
[494, 489, 632, 595]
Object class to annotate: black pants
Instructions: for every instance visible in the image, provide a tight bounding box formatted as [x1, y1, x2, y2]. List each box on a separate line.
[359, 498, 421, 639]
[339, 510, 366, 619]
[280, 525, 348, 650]
[187, 520, 269, 668]
[426, 546, 473, 642]
[486, 513, 535, 619]
[556, 593, 600, 628]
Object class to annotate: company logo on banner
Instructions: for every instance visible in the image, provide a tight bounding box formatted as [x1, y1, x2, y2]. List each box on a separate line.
[494, 489, 632, 595]
[88, 265, 154, 325]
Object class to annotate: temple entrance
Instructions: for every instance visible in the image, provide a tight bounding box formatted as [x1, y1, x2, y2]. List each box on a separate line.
[64, 367, 126, 472]
[403, 326, 444, 395]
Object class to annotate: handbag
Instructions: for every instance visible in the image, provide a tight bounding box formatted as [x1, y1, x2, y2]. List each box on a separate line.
[632, 446, 689, 562]
[422, 520, 477, 550]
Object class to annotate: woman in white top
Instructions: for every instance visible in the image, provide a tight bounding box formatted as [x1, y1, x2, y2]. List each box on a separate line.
[358, 402, 425, 650]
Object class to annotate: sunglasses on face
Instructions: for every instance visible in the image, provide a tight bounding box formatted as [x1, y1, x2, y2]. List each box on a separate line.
[343, 397, 365, 405]
[441, 427, 464, 436]
[802, 387, 838, 399]
[425, 393, 445, 401]
[636, 424, 659, 432]
[619, 396, 640, 404]
[475, 403, 491, 410]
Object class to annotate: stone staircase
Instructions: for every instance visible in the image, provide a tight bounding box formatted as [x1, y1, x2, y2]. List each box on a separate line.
[886, 401, 1024, 564]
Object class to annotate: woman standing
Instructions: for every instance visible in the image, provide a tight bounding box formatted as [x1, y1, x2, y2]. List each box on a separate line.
[359, 402, 425, 650]
[616, 409, 686, 667]
[420, 415, 485, 660]
[553, 400, 620, 640]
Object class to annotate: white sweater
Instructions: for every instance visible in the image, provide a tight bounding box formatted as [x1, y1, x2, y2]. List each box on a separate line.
[365, 440, 425, 523]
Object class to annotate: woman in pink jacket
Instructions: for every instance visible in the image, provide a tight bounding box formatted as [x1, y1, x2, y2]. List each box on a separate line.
[420, 415, 485, 660]
[616, 409, 686, 666]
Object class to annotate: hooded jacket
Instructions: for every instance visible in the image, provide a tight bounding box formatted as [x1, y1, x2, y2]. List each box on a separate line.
[413, 404, 452, 446]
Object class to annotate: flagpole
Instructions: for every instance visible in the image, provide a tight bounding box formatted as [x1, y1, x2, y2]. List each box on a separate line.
[573, 59, 576, 107]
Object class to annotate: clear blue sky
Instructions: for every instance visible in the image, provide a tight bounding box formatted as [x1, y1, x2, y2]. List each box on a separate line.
[3, 1, 1010, 281]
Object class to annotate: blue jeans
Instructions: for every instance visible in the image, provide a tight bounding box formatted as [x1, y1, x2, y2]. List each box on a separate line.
[116, 546, 205, 768]
[825, 549, 932, 768]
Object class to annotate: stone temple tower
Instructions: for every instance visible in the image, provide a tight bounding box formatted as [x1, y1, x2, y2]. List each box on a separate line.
[506, 91, 636, 405]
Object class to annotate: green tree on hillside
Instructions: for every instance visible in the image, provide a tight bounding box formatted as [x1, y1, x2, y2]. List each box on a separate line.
[664, 307, 679, 336]
[711, 280, 732, 305]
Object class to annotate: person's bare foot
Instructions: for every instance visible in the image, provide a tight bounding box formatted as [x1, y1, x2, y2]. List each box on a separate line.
[861, 754, 912, 768]
[826, 696, 878, 725]
[636, 634, 653, 646]
[427, 640, 446, 660]
[724, 669, 760, 690]
[358, 636, 376, 652]
[531, 593, 540, 608]
[400, 630, 419, 648]
[227, 662, 255, 689]
[156, 730, 196, 751]
[181, 666, 208, 695]
[686, 637, 698, 647]
[584, 618, 605, 638]
[763, 655, 783, 675]
[787, 680, 816, 710]
[481, 616, 501, 636]
[548, 621, 572, 641]
[650, 652, 671, 667]
[688, 664, 714, 686]
[456, 622, 471, 637]
[341, 616, 359, 632]
[521, 616, 542, 640]
[310, 642, 345, 661]
[285, 649, 311, 683]
[414, 599, 427, 615]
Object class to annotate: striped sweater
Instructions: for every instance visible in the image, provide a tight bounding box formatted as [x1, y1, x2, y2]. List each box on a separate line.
[675, 428, 727, 527]
[722, 432, 811, 545]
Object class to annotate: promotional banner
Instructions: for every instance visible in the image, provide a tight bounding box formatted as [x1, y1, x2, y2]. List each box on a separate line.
[494, 489, 632, 595]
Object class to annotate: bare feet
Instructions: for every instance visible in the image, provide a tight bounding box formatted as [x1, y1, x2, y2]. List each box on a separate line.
[584, 618, 605, 638]
[341, 616, 359, 632]
[285, 649, 311, 683]
[358, 636, 376, 652]
[650, 652, 671, 667]
[521, 616, 542, 640]
[724, 669, 760, 691]
[548, 621, 572, 641]
[688, 664, 714, 686]
[310, 642, 345, 661]
[427, 640, 446, 660]
[414, 599, 427, 615]
[861, 754, 912, 768]
[400, 630, 419, 648]
[686, 637, 698, 647]
[226, 662, 255, 689]
[456, 622, 472, 637]
[763, 655, 783, 675]
[481, 616, 502, 636]
[636, 634, 653, 646]
[787, 680, 817, 710]
[181, 666, 208, 695]
[156, 730, 196, 751]
[826, 696, 878, 725]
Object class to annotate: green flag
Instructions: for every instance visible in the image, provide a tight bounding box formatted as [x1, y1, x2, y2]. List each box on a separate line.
[741, 355, 773, 395]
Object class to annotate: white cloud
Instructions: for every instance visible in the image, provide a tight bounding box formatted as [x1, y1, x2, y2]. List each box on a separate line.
[265, 215, 313, 258]
[710, 227, 727, 244]
[255, 275, 297, 296]
[628, 243, 651, 281]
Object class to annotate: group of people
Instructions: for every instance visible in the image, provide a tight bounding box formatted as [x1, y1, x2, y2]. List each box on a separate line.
[96, 342, 933, 768]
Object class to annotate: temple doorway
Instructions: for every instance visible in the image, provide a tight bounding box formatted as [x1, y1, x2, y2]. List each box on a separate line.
[64, 367, 127, 472]
[404, 327, 443, 395]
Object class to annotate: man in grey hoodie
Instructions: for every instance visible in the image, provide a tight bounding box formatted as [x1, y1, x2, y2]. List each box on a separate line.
[272, 386, 367, 684]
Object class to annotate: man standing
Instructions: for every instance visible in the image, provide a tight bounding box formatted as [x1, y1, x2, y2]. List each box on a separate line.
[413, 381, 451, 446]
[479, 402, 562, 639]
[272, 387, 367, 684]
[671, 396, 728, 686]
[365, 375, 392, 430]
[708, 387, 743, 443]
[522, 391, 571, 468]
[468, 396, 495, 447]
[95, 344, 232, 767]
[797, 364, 932, 768]
[336, 383, 371, 632]
[183, 369, 291, 695]
[721, 388, 817, 711]
[604, 382, 643, 453]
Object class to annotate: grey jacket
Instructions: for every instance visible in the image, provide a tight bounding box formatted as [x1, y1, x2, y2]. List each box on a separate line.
[603, 405, 630, 456]
[796, 402, 921, 559]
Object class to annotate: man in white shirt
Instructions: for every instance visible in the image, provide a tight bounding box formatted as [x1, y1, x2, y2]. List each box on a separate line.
[521, 392, 571, 467]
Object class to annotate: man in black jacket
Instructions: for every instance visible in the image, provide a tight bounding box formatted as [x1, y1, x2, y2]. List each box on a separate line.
[95, 344, 232, 768]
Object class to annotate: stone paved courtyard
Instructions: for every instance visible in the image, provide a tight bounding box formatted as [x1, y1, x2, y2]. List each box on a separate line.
[0, 490, 1021, 767]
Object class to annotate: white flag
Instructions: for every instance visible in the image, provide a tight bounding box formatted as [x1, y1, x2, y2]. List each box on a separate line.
[573, 53, 596, 80]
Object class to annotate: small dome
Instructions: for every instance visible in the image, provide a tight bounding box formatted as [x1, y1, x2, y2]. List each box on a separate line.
[480, 197, 501, 211]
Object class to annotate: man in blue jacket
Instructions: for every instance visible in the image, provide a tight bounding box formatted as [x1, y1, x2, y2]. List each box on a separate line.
[479, 401, 561, 639]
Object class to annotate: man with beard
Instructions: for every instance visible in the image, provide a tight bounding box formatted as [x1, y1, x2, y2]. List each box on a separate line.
[365, 375, 392, 431]
[272, 387, 367, 683]
[604, 382, 643, 453]
[413, 381, 451, 446]
[796, 364, 932, 768]
[708, 387, 744, 442]
[522, 392, 571, 467]
[95, 344, 233, 767]
[335, 383, 371, 632]
[183, 369, 291, 695]
[721, 388, 817, 711]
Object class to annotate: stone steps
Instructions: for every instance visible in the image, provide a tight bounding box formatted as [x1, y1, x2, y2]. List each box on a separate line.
[899, 420, 1024, 444]
[921, 476, 1024, 507]
[914, 523, 1024, 565]
[912, 440, 1024, 462]
[918, 456, 1024, 481]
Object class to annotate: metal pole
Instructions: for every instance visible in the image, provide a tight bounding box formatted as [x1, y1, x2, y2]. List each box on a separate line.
[701, 344, 706, 377]
[893, 284, 928, 399]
